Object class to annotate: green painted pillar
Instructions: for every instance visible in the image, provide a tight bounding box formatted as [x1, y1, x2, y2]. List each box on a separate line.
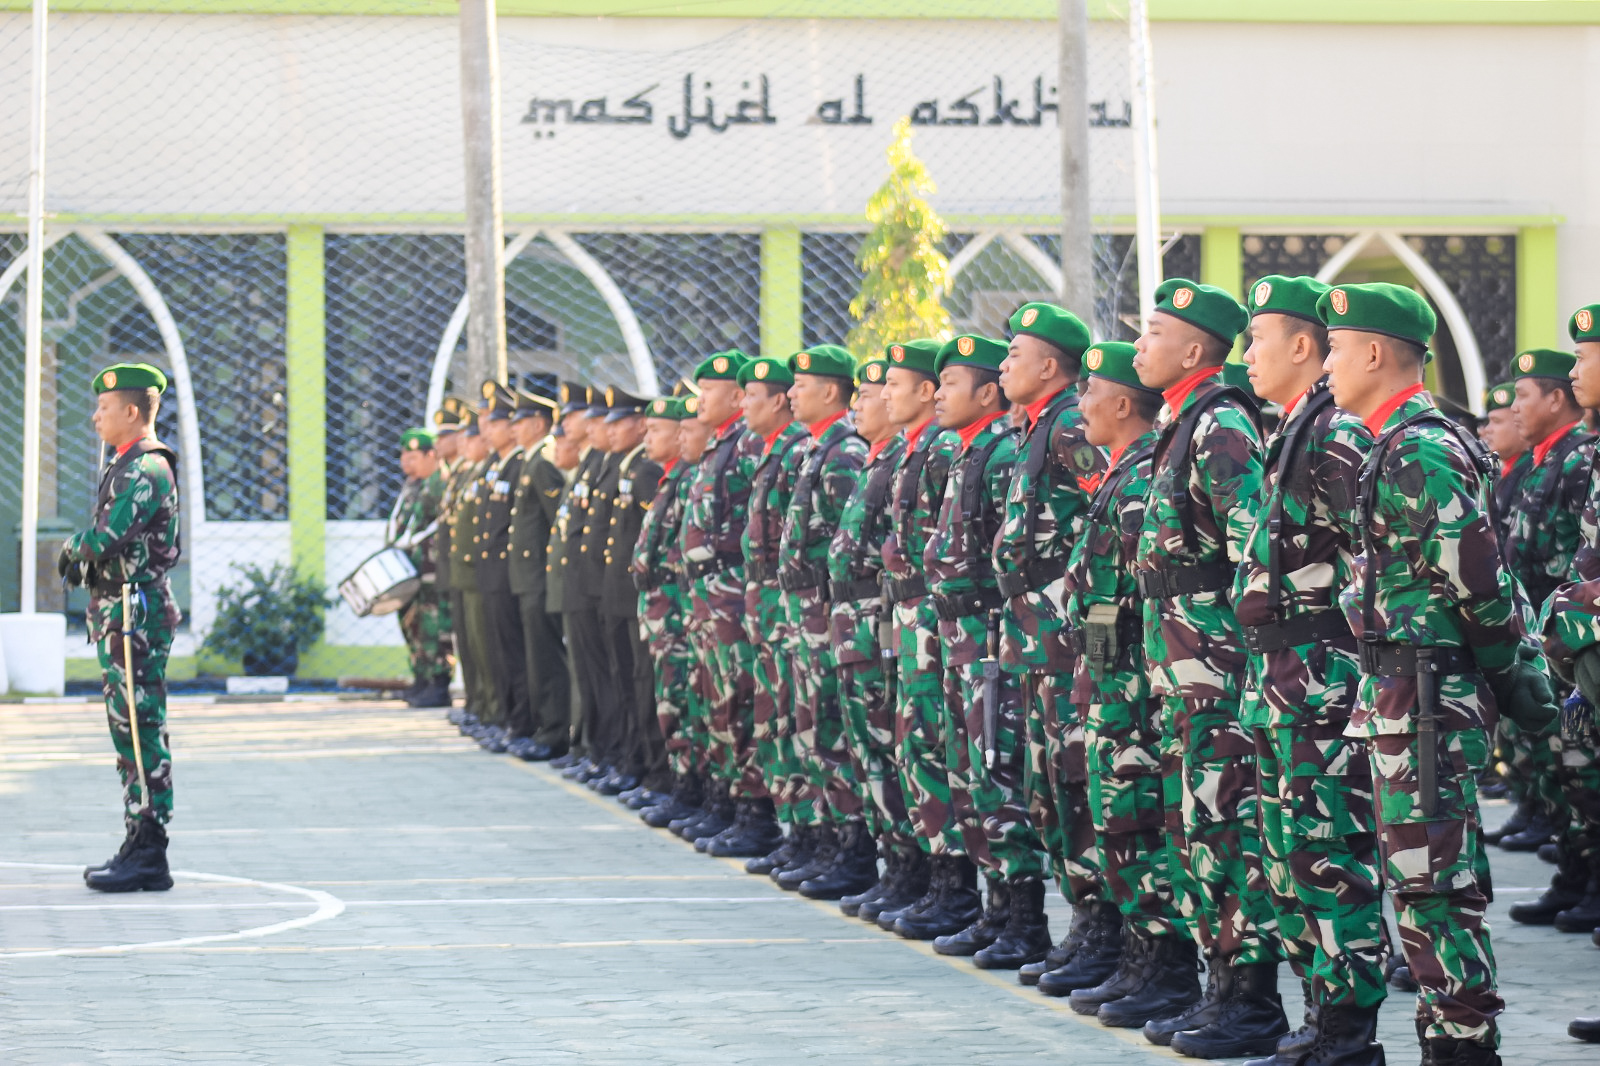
[760, 226, 803, 358]
[286, 224, 327, 587]
[1516, 224, 1559, 352]
[1200, 226, 1243, 298]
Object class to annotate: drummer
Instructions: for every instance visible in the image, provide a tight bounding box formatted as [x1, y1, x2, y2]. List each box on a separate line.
[390, 427, 454, 708]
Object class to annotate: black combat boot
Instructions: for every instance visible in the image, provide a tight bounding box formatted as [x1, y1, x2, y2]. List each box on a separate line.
[1169, 961, 1290, 1059]
[560, 755, 597, 780]
[1253, 979, 1318, 1064]
[769, 824, 820, 882]
[709, 798, 784, 858]
[933, 876, 1010, 956]
[748, 824, 802, 876]
[893, 855, 982, 940]
[1482, 796, 1533, 844]
[800, 820, 879, 900]
[1036, 902, 1122, 996]
[1421, 1019, 1500, 1066]
[1143, 958, 1232, 1046]
[1555, 872, 1600, 932]
[407, 678, 451, 708]
[672, 790, 723, 841]
[1070, 927, 1153, 1016]
[1245, 1001, 1382, 1066]
[840, 843, 894, 917]
[777, 824, 839, 889]
[85, 815, 173, 893]
[973, 877, 1052, 969]
[878, 853, 946, 930]
[1569, 1016, 1600, 1042]
[1508, 870, 1586, 924]
[692, 795, 737, 851]
[1498, 809, 1556, 851]
[643, 775, 701, 828]
[1541, 841, 1559, 864]
[863, 847, 930, 924]
[84, 822, 138, 881]
[1091, 934, 1203, 1029]
[596, 769, 639, 796]
[1020, 902, 1090, 987]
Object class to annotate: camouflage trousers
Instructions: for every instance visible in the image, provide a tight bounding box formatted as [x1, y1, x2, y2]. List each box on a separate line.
[792, 632, 861, 827]
[651, 636, 700, 780]
[97, 593, 176, 827]
[1022, 673, 1101, 904]
[690, 573, 762, 801]
[1554, 730, 1600, 890]
[401, 585, 454, 685]
[944, 657, 1046, 881]
[1255, 723, 1386, 1009]
[840, 659, 915, 846]
[1365, 725, 1503, 1043]
[753, 639, 808, 824]
[894, 603, 963, 856]
[1159, 695, 1280, 966]
[1086, 698, 1180, 937]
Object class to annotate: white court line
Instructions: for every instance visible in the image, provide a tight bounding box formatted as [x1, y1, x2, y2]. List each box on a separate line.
[0, 862, 345, 959]
[0, 896, 795, 912]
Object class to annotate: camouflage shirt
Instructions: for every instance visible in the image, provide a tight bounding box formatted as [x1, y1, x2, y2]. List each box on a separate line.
[741, 421, 809, 643]
[387, 469, 445, 581]
[1134, 371, 1263, 699]
[64, 438, 183, 641]
[829, 434, 906, 665]
[1540, 448, 1600, 663]
[1232, 381, 1370, 730]
[634, 459, 692, 651]
[1502, 420, 1594, 614]
[779, 414, 868, 637]
[1340, 391, 1536, 735]
[993, 383, 1105, 672]
[680, 417, 765, 628]
[882, 419, 961, 585]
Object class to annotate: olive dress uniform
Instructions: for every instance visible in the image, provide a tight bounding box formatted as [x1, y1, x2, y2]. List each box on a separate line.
[604, 438, 665, 788]
[510, 437, 571, 753]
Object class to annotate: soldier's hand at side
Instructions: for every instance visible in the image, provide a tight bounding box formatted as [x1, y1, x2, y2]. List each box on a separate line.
[56, 546, 72, 579]
[1489, 646, 1559, 736]
[1574, 646, 1600, 708]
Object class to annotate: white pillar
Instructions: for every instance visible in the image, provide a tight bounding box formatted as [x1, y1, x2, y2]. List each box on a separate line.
[20, 0, 49, 613]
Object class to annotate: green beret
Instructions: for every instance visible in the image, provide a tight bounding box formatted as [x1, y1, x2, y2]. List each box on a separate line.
[1153, 278, 1248, 345]
[1082, 341, 1156, 394]
[935, 334, 1008, 376]
[694, 349, 750, 382]
[1008, 302, 1091, 359]
[480, 379, 515, 421]
[400, 427, 435, 452]
[791, 343, 856, 380]
[1316, 282, 1436, 358]
[1511, 348, 1575, 382]
[857, 359, 889, 386]
[1219, 361, 1259, 401]
[884, 339, 941, 380]
[1570, 304, 1600, 344]
[93, 362, 167, 395]
[738, 356, 794, 389]
[646, 396, 690, 421]
[1247, 275, 1329, 324]
[1484, 381, 1516, 412]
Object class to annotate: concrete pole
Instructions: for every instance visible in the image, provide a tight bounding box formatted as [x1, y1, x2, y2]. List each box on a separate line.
[459, 0, 507, 389]
[1057, 0, 1094, 324]
[20, 0, 48, 614]
[1128, 0, 1164, 329]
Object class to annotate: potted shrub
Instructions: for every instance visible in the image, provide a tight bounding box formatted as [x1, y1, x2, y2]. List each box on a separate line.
[203, 563, 331, 676]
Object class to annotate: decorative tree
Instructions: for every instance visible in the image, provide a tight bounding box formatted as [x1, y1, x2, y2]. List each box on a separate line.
[846, 118, 953, 361]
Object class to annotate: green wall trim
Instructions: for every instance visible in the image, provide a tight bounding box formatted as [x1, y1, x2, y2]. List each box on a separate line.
[760, 226, 803, 359]
[66, 645, 411, 683]
[7, 0, 1600, 24]
[286, 224, 327, 586]
[1516, 224, 1560, 353]
[1199, 225, 1243, 297]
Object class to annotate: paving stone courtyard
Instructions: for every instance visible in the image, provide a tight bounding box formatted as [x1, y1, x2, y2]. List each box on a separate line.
[0, 695, 1592, 1064]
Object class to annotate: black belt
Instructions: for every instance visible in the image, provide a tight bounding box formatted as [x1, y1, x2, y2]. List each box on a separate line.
[684, 552, 743, 581]
[1358, 643, 1475, 677]
[777, 562, 828, 593]
[931, 586, 1003, 623]
[631, 570, 667, 592]
[881, 574, 928, 605]
[829, 576, 881, 602]
[1135, 561, 1233, 600]
[1241, 609, 1352, 655]
[1065, 614, 1143, 663]
[995, 556, 1070, 600]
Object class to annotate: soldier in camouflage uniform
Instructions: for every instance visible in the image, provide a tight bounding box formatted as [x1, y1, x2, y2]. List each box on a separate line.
[1325, 281, 1560, 1064]
[1127, 279, 1286, 1051]
[390, 428, 453, 708]
[1478, 382, 1528, 811]
[1057, 345, 1191, 1012]
[921, 333, 1054, 970]
[727, 356, 808, 864]
[874, 339, 981, 940]
[1231, 276, 1387, 1065]
[66, 363, 183, 893]
[675, 352, 766, 847]
[1499, 349, 1600, 923]
[774, 345, 870, 897]
[993, 302, 1110, 984]
[829, 356, 917, 917]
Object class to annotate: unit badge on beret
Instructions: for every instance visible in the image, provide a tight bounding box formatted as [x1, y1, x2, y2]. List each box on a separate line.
[102, 370, 117, 389]
[1330, 289, 1349, 316]
[1519, 352, 1535, 372]
[713, 357, 729, 373]
[686, 397, 699, 413]
[797, 352, 812, 370]
[1493, 387, 1510, 405]
[1173, 288, 1194, 309]
[653, 400, 666, 414]
[1254, 281, 1271, 306]
[866, 364, 883, 382]
[1085, 348, 1103, 371]
[1580, 310, 1595, 332]
[891, 346, 905, 362]
[957, 337, 975, 357]
[1020, 308, 1039, 327]
[754, 362, 770, 379]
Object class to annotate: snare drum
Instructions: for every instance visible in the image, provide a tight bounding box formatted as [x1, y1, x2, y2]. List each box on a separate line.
[338, 547, 420, 617]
